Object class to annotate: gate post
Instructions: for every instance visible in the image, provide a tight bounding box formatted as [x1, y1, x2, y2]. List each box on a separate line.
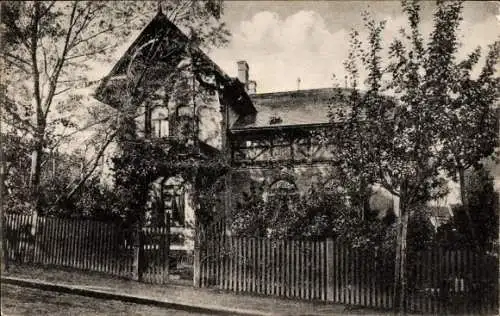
[193, 247, 201, 287]
[193, 223, 201, 287]
[162, 213, 170, 284]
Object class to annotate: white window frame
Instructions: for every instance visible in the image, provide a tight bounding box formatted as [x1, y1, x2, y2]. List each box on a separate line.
[152, 118, 169, 138]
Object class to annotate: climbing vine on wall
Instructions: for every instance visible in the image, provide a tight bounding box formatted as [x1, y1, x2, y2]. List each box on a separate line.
[111, 118, 229, 227]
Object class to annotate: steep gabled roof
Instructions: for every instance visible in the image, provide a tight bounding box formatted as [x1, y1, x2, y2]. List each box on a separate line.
[94, 11, 255, 115]
[231, 88, 352, 130]
[94, 11, 181, 103]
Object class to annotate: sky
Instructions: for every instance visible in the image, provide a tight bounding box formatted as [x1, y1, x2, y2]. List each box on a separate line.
[89, 1, 500, 94]
[74, 1, 500, 197]
[208, 0, 500, 93]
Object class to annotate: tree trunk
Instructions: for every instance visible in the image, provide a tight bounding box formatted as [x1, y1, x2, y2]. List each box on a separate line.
[1, 143, 8, 271]
[393, 196, 409, 314]
[131, 222, 144, 281]
[28, 139, 43, 262]
[29, 1, 42, 219]
[459, 167, 467, 206]
[29, 140, 43, 216]
[458, 167, 476, 245]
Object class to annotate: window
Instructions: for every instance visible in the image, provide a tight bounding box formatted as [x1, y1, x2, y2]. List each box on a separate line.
[272, 137, 291, 160]
[148, 177, 186, 227]
[163, 182, 185, 226]
[268, 179, 297, 195]
[323, 179, 346, 194]
[266, 179, 299, 215]
[151, 107, 169, 138]
[152, 118, 169, 138]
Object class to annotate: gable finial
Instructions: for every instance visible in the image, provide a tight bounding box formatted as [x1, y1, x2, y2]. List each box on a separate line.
[157, 1, 163, 15]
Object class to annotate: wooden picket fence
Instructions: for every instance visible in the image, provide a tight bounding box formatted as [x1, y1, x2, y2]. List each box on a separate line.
[139, 225, 170, 284]
[4, 213, 499, 314]
[199, 233, 499, 314]
[200, 236, 330, 300]
[405, 247, 499, 315]
[3, 213, 171, 284]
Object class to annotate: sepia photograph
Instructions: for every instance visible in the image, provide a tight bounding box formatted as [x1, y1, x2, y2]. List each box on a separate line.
[1, 1, 499, 315]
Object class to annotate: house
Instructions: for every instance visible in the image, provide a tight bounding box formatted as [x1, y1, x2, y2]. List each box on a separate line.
[92, 10, 398, 246]
[92, 11, 400, 249]
[93, 10, 253, 250]
[426, 205, 454, 230]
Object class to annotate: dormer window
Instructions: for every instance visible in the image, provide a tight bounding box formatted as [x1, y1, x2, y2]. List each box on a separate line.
[269, 115, 282, 125]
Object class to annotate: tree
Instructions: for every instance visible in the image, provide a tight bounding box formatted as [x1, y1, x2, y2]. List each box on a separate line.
[1, 1, 139, 214]
[0, 132, 32, 213]
[230, 181, 394, 247]
[330, 1, 499, 312]
[440, 44, 499, 203]
[425, 3, 499, 243]
[0, 129, 114, 217]
[1, 1, 229, 216]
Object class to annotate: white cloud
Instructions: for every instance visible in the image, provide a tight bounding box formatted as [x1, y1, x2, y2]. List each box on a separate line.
[85, 6, 499, 93]
[239, 11, 281, 48]
[212, 7, 499, 93]
[212, 10, 350, 93]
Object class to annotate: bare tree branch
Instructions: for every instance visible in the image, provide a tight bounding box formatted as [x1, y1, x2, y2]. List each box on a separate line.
[38, 1, 57, 19]
[65, 44, 115, 60]
[67, 2, 95, 49]
[2, 55, 30, 73]
[42, 2, 78, 121]
[53, 87, 72, 96]
[2, 52, 31, 67]
[52, 128, 117, 207]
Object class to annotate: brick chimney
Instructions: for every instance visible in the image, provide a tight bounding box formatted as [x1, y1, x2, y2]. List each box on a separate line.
[248, 80, 257, 94]
[237, 60, 249, 89]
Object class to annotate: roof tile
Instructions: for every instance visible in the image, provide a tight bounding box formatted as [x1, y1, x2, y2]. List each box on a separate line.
[232, 88, 352, 129]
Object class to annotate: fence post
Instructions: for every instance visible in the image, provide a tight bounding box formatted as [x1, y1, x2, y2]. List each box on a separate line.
[29, 212, 38, 262]
[326, 238, 335, 301]
[131, 223, 142, 281]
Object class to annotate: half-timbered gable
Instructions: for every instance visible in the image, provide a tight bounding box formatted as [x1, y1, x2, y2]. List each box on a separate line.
[94, 11, 255, 153]
[226, 87, 355, 209]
